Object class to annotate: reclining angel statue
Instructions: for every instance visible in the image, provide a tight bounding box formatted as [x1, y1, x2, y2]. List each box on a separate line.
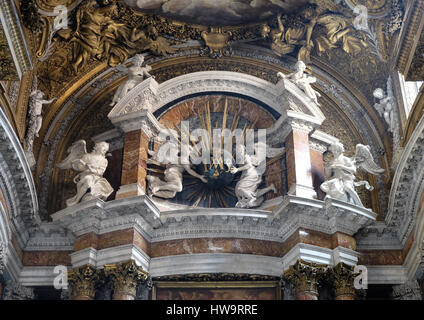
[230, 143, 284, 209]
[277, 60, 321, 105]
[57, 140, 114, 207]
[146, 128, 207, 199]
[320, 142, 384, 208]
[110, 54, 153, 106]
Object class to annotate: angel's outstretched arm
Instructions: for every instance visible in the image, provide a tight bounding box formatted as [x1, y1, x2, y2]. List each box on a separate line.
[183, 164, 207, 183]
[41, 98, 57, 104]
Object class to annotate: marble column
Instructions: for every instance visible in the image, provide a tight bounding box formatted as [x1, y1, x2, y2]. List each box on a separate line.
[285, 122, 317, 199]
[328, 263, 356, 300]
[104, 260, 148, 300]
[68, 265, 100, 300]
[284, 260, 326, 300]
[116, 129, 149, 199]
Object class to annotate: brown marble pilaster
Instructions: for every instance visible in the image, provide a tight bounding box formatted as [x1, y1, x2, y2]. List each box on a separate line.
[309, 144, 326, 200]
[68, 265, 100, 300]
[116, 129, 149, 199]
[104, 260, 148, 300]
[284, 260, 326, 300]
[285, 126, 316, 199]
[328, 263, 356, 300]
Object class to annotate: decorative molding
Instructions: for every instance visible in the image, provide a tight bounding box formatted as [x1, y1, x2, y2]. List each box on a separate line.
[392, 280, 422, 300]
[108, 71, 325, 137]
[0, 0, 33, 79]
[149, 253, 283, 278]
[0, 106, 39, 250]
[24, 222, 74, 251]
[50, 195, 375, 246]
[2, 280, 34, 300]
[70, 244, 150, 271]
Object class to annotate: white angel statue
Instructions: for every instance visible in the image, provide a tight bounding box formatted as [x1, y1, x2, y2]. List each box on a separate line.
[57, 140, 114, 207]
[146, 129, 207, 199]
[320, 142, 384, 208]
[373, 77, 396, 132]
[277, 60, 321, 105]
[110, 54, 153, 106]
[230, 143, 283, 208]
[25, 90, 56, 151]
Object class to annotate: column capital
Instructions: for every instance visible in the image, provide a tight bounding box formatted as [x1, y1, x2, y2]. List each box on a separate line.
[68, 264, 101, 300]
[284, 260, 327, 298]
[327, 263, 356, 299]
[288, 119, 315, 135]
[104, 260, 148, 300]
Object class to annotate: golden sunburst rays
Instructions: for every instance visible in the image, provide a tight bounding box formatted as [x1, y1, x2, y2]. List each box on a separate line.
[149, 95, 270, 208]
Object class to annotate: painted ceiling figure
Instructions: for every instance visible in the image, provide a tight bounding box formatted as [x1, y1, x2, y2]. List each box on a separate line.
[61, 0, 177, 73]
[261, 4, 366, 62]
[320, 142, 384, 208]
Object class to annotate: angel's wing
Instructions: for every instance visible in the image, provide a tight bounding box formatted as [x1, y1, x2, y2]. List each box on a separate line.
[354, 144, 384, 175]
[56, 140, 87, 169]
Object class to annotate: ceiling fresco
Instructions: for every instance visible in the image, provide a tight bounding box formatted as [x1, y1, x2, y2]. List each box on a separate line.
[124, 0, 309, 26]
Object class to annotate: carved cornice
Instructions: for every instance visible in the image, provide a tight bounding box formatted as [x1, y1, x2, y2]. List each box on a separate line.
[2, 281, 34, 300]
[386, 114, 424, 245]
[392, 280, 422, 300]
[50, 195, 375, 246]
[393, 0, 424, 78]
[0, 106, 40, 249]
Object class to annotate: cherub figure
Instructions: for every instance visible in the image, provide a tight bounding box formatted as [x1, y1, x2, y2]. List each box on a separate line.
[373, 77, 396, 132]
[146, 129, 207, 199]
[320, 142, 384, 208]
[277, 61, 321, 105]
[230, 144, 279, 208]
[110, 54, 153, 106]
[25, 90, 56, 152]
[57, 140, 114, 207]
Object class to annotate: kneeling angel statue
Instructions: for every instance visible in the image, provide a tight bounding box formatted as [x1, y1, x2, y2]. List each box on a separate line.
[320, 142, 384, 208]
[57, 140, 114, 207]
